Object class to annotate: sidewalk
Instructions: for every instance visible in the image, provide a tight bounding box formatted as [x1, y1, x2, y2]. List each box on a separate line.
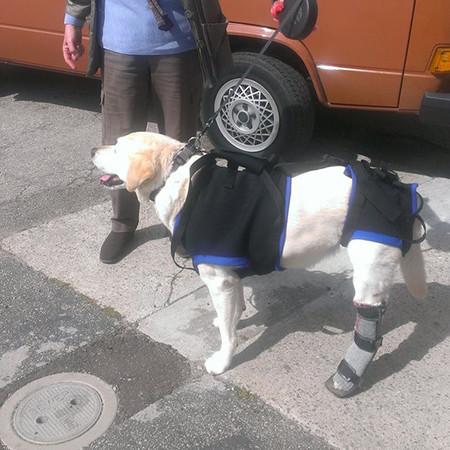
[2, 172, 450, 448]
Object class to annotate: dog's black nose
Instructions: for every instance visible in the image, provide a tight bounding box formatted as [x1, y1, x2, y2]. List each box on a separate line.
[91, 147, 98, 158]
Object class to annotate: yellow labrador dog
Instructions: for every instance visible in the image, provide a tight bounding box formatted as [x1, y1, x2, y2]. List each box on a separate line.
[92, 131, 427, 397]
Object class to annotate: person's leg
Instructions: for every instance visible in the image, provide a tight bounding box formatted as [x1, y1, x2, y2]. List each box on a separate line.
[100, 51, 149, 263]
[149, 50, 202, 141]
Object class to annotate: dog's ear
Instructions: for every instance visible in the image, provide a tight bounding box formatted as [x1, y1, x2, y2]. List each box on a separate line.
[126, 152, 157, 192]
[125, 140, 181, 192]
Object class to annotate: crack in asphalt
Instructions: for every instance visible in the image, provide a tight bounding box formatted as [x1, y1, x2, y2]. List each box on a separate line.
[7, 166, 98, 203]
[139, 282, 207, 321]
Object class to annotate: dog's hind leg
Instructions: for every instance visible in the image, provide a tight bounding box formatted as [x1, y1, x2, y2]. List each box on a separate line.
[326, 240, 401, 398]
[198, 264, 243, 375]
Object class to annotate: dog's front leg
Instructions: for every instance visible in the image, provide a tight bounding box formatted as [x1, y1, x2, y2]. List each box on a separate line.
[198, 264, 243, 375]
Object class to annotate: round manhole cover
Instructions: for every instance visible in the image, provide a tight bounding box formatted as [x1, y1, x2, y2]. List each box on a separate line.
[13, 382, 103, 444]
[0, 373, 117, 449]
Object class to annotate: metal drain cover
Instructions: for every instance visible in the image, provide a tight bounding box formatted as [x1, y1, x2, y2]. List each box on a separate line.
[14, 382, 103, 444]
[0, 373, 117, 449]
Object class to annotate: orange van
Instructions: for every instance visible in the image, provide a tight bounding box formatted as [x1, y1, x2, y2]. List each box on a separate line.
[1, 0, 449, 154]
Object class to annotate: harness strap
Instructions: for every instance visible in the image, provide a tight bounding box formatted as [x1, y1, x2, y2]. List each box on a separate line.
[353, 304, 385, 352]
[172, 138, 202, 172]
[341, 177, 365, 248]
[146, 0, 173, 31]
[354, 332, 382, 353]
[358, 161, 402, 222]
[357, 304, 386, 320]
[411, 214, 427, 244]
[170, 154, 216, 266]
[224, 161, 238, 189]
[149, 139, 203, 202]
[211, 150, 275, 174]
[337, 359, 360, 385]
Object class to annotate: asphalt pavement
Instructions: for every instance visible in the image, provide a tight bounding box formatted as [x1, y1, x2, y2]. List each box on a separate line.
[1, 65, 449, 449]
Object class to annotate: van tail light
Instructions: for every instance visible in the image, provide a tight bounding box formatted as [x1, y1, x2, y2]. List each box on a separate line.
[430, 48, 450, 74]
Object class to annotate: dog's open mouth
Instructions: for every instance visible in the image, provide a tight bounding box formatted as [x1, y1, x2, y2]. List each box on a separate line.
[99, 174, 126, 190]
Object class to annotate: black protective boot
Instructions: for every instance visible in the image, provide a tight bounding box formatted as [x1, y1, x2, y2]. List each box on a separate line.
[100, 231, 135, 264]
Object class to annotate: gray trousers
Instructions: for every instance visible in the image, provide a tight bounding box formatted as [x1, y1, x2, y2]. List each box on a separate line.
[101, 49, 202, 232]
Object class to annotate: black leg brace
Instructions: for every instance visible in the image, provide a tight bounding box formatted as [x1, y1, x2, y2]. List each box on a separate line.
[326, 303, 386, 398]
[354, 303, 385, 351]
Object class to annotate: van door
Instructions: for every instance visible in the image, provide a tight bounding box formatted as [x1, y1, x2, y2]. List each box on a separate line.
[0, 0, 88, 73]
[305, 0, 415, 108]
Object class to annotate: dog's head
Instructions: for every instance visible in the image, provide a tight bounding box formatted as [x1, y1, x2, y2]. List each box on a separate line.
[92, 132, 184, 202]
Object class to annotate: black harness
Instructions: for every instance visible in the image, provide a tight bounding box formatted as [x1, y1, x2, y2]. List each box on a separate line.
[168, 152, 426, 276]
[341, 160, 425, 256]
[170, 151, 287, 277]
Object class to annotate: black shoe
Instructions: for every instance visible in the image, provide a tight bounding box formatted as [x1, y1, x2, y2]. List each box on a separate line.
[100, 231, 135, 264]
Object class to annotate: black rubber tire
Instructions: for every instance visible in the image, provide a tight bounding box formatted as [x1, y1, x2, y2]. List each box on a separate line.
[202, 51, 314, 158]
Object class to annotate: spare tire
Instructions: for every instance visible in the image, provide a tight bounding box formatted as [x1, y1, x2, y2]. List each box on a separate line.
[202, 51, 314, 157]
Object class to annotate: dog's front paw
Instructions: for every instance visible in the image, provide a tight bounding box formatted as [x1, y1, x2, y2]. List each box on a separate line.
[205, 351, 231, 375]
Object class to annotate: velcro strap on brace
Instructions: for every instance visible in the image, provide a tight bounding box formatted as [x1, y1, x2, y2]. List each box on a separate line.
[354, 304, 385, 352]
[337, 359, 360, 384]
[357, 304, 385, 320]
[354, 331, 383, 352]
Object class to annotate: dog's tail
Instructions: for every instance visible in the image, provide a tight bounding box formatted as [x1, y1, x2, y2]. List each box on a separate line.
[400, 219, 427, 299]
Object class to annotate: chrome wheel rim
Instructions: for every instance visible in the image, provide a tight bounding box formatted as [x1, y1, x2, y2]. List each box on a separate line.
[214, 78, 280, 153]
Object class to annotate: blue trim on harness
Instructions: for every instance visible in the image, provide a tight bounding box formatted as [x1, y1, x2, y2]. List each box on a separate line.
[173, 212, 182, 232]
[344, 165, 358, 206]
[351, 230, 402, 248]
[411, 183, 418, 214]
[192, 255, 250, 268]
[276, 176, 292, 271]
[343, 164, 357, 228]
[344, 164, 409, 249]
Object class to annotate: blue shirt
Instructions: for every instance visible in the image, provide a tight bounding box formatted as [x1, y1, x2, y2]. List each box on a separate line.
[64, 0, 196, 56]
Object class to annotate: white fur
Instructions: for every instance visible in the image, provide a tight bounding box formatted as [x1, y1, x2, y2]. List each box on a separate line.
[93, 132, 427, 376]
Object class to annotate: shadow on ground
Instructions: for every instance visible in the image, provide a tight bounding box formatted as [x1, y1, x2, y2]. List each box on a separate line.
[303, 107, 450, 178]
[421, 201, 450, 253]
[0, 64, 101, 112]
[231, 270, 450, 391]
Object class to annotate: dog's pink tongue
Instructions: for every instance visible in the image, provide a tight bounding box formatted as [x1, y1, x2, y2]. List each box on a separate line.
[100, 174, 124, 187]
[100, 174, 114, 185]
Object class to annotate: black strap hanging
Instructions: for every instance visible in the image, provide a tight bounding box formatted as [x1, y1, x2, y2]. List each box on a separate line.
[147, 0, 174, 31]
[181, 0, 233, 88]
[170, 154, 216, 264]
